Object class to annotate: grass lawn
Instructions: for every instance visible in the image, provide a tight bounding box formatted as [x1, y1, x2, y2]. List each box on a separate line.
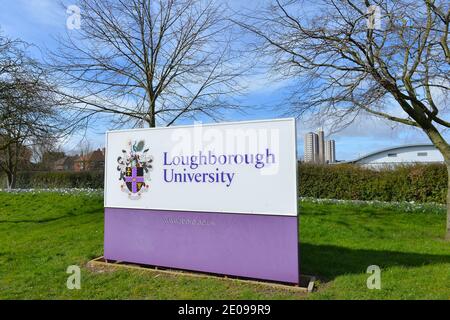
[0, 192, 449, 299]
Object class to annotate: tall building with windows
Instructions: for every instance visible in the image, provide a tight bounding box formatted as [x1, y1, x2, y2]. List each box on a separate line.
[317, 128, 325, 164]
[325, 140, 336, 163]
[304, 132, 319, 163]
[304, 129, 337, 164]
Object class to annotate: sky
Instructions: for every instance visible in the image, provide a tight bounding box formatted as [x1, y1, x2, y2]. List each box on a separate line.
[0, 0, 444, 160]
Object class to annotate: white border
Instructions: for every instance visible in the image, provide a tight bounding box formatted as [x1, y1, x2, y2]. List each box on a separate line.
[105, 117, 295, 134]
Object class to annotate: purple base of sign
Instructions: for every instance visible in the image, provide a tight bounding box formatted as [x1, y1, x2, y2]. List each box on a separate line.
[104, 208, 299, 284]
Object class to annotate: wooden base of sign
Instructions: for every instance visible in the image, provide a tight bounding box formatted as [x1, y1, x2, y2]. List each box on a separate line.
[87, 256, 315, 293]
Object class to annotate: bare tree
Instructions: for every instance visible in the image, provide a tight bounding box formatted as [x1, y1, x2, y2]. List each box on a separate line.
[50, 0, 248, 128]
[31, 136, 64, 170]
[75, 139, 93, 171]
[0, 33, 66, 188]
[236, 0, 450, 238]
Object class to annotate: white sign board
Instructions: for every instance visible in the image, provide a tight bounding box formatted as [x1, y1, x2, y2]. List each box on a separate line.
[104, 118, 297, 216]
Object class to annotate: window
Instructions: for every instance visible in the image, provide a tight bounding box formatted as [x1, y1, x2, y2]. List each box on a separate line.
[417, 152, 428, 157]
[387, 153, 397, 157]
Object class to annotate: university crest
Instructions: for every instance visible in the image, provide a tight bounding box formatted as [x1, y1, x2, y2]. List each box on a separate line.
[117, 140, 153, 199]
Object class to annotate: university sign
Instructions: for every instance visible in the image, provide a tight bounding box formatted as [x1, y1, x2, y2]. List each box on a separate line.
[104, 118, 299, 284]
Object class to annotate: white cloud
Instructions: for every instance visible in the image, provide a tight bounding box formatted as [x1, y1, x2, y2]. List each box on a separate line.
[240, 73, 294, 95]
[20, 0, 65, 28]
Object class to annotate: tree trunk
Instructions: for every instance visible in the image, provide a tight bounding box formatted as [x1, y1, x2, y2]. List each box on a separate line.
[10, 173, 16, 189]
[446, 162, 450, 240]
[438, 152, 450, 240]
[147, 96, 156, 128]
[149, 102, 156, 128]
[6, 171, 15, 190]
[6, 144, 15, 190]
[423, 127, 450, 240]
[149, 114, 155, 128]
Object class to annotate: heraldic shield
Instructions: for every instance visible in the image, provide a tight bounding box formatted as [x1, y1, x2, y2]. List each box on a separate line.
[125, 166, 145, 194]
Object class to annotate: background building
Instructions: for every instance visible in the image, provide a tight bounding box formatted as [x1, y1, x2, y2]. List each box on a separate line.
[346, 144, 443, 168]
[304, 129, 336, 164]
[73, 148, 105, 172]
[53, 156, 76, 171]
[318, 129, 325, 163]
[325, 140, 336, 163]
[304, 132, 319, 163]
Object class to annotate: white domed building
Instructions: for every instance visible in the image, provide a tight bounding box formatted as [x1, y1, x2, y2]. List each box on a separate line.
[347, 144, 444, 169]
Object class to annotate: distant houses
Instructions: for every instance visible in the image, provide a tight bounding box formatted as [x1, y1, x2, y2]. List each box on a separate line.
[53, 156, 76, 171]
[53, 148, 105, 172]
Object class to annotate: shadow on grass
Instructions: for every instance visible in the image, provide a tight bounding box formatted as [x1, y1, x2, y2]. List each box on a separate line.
[299, 243, 450, 280]
[0, 216, 69, 224]
[0, 207, 102, 224]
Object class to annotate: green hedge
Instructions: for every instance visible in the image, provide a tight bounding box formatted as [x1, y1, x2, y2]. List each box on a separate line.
[13, 171, 104, 189]
[298, 163, 448, 204]
[6, 163, 449, 204]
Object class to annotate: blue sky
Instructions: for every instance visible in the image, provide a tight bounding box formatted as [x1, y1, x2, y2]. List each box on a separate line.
[0, 0, 440, 160]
